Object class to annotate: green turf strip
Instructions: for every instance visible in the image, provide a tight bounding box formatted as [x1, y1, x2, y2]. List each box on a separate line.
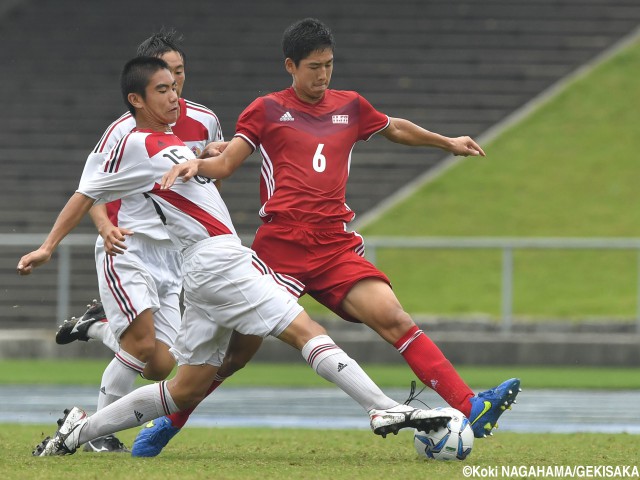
[1, 360, 639, 389]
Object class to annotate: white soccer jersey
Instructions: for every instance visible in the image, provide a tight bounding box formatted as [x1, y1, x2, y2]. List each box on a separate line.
[93, 98, 223, 156]
[78, 129, 237, 250]
[80, 98, 223, 242]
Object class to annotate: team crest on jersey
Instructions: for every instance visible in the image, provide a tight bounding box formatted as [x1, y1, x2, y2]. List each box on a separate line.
[279, 111, 295, 122]
[332, 115, 349, 124]
[191, 146, 202, 157]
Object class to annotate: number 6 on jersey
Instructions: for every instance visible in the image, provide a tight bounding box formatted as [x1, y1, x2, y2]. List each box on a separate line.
[313, 143, 326, 173]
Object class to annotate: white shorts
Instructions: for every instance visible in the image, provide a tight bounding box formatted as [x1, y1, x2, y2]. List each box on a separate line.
[95, 234, 182, 347]
[170, 235, 303, 367]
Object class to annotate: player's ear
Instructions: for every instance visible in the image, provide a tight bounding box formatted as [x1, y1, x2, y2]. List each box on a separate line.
[128, 92, 144, 110]
[284, 58, 295, 74]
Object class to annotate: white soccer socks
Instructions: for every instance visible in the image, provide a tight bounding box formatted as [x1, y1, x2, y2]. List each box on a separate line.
[301, 335, 396, 412]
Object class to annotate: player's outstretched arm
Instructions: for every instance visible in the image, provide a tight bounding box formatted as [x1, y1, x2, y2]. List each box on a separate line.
[161, 137, 253, 189]
[381, 117, 486, 157]
[17, 193, 95, 276]
[199, 141, 229, 192]
[199, 141, 229, 158]
[161, 159, 201, 189]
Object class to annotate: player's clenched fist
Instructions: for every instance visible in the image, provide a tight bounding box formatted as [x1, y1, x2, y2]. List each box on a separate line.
[17, 248, 52, 276]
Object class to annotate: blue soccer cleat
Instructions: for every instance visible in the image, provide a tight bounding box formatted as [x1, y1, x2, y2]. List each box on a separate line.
[131, 416, 181, 457]
[468, 378, 521, 438]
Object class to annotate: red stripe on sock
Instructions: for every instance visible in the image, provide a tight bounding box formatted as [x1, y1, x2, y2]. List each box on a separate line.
[167, 376, 226, 428]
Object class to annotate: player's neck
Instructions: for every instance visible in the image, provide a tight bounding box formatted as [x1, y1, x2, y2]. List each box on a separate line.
[135, 124, 171, 133]
[134, 117, 172, 133]
[291, 85, 324, 104]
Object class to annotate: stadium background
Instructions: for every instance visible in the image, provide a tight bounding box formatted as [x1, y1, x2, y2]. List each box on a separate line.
[1, 0, 639, 365]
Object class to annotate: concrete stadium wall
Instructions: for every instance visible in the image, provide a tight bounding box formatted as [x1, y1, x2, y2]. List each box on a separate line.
[2, 320, 638, 366]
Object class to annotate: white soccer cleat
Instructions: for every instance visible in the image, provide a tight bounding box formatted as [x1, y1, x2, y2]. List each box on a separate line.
[369, 404, 451, 438]
[32, 407, 88, 456]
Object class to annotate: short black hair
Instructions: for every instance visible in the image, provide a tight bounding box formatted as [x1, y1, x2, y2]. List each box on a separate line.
[136, 27, 186, 65]
[120, 56, 170, 116]
[282, 18, 335, 66]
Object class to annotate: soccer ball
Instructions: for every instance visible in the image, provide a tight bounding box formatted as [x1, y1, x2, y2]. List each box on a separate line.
[413, 407, 474, 461]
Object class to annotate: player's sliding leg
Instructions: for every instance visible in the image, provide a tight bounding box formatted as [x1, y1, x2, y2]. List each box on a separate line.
[396, 325, 521, 437]
[82, 347, 144, 453]
[55, 300, 129, 451]
[55, 299, 119, 352]
[131, 317, 451, 457]
[33, 364, 218, 457]
[82, 309, 155, 454]
[343, 278, 521, 438]
[132, 372, 227, 457]
[86, 307, 176, 453]
[277, 312, 451, 438]
[132, 331, 262, 457]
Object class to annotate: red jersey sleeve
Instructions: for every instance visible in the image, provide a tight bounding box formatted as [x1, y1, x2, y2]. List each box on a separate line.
[234, 97, 266, 152]
[357, 94, 390, 141]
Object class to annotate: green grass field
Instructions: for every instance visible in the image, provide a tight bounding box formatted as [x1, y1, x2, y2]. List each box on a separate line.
[2, 361, 638, 478]
[301, 39, 640, 321]
[3, 427, 639, 480]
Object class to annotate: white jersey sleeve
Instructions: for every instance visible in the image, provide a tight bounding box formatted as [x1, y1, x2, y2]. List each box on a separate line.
[93, 113, 136, 154]
[79, 113, 136, 189]
[79, 152, 108, 187]
[78, 132, 155, 204]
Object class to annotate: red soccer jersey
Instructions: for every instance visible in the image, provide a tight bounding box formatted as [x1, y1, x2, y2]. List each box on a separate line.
[235, 87, 389, 225]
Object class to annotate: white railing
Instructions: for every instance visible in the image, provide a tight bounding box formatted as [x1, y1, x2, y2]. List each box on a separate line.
[2, 233, 98, 325]
[365, 236, 640, 333]
[3, 234, 640, 333]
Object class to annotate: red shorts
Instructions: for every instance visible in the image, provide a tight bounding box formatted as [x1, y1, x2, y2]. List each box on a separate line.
[252, 220, 390, 322]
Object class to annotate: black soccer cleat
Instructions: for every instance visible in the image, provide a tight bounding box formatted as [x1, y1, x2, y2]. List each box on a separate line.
[55, 299, 107, 345]
[83, 435, 131, 453]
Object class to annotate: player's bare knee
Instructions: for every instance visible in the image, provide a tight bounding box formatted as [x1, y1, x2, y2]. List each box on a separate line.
[277, 316, 327, 350]
[120, 329, 157, 362]
[127, 337, 157, 363]
[219, 355, 248, 377]
[185, 383, 210, 407]
[167, 381, 204, 410]
[394, 309, 414, 330]
[369, 308, 415, 344]
[142, 361, 174, 381]
[143, 343, 176, 380]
